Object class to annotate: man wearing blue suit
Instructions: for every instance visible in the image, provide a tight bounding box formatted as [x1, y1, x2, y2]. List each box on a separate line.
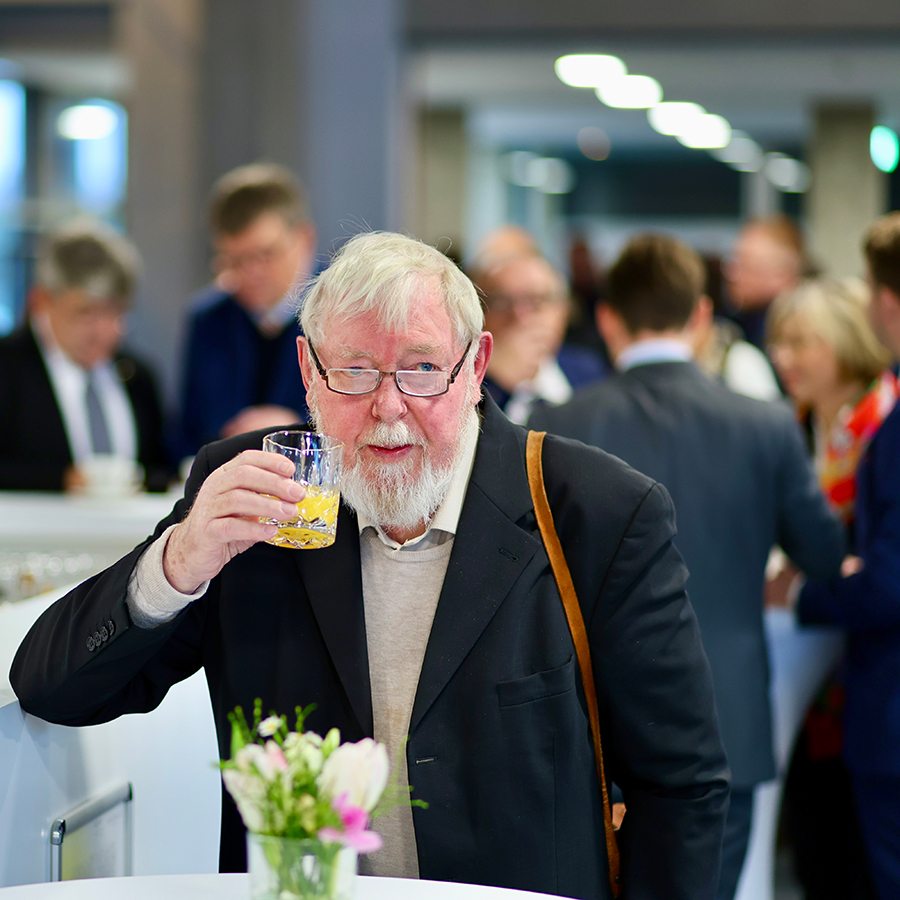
[177, 164, 315, 460]
[798, 212, 900, 900]
[531, 234, 845, 900]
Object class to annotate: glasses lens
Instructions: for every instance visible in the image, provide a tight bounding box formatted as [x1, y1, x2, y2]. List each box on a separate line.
[327, 369, 380, 394]
[396, 371, 449, 396]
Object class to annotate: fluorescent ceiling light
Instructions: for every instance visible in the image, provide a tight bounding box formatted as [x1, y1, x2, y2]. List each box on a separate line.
[57, 104, 117, 140]
[596, 74, 662, 109]
[871, 126, 900, 173]
[676, 114, 732, 149]
[764, 153, 811, 192]
[555, 54, 626, 88]
[504, 152, 575, 194]
[647, 102, 705, 136]
[710, 131, 764, 172]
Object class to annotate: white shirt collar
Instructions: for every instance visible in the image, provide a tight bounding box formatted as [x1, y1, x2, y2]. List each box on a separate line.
[615, 338, 693, 371]
[357, 414, 480, 551]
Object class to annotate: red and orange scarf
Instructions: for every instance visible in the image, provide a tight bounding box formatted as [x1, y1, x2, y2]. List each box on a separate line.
[816, 369, 900, 523]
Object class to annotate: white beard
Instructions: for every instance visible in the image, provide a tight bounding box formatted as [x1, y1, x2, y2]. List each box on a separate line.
[307, 384, 479, 534]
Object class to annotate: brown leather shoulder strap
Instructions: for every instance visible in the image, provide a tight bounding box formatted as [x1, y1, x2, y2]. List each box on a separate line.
[526, 430, 621, 897]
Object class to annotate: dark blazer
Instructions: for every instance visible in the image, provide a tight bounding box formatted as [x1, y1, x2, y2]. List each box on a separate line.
[11, 396, 729, 900]
[799, 399, 900, 776]
[0, 325, 172, 492]
[531, 361, 845, 788]
[177, 289, 309, 459]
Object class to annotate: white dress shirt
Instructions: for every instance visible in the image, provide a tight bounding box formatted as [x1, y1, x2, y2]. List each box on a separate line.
[33, 320, 138, 464]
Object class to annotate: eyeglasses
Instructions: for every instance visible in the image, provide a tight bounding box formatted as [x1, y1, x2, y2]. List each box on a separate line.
[307, 340, 473, 397]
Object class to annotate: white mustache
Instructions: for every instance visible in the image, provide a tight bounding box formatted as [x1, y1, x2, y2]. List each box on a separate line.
[360, 421, 426, 451]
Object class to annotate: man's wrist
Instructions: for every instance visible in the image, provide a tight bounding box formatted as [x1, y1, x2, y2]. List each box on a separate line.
[162, 523, 205, 594]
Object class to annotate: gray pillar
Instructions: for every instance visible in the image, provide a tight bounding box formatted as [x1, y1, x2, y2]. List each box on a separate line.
[301, 0, 403, 255]
[412, 108, 468, 253]
[115, 0, 205, 404]
[806, 103, 888, 279]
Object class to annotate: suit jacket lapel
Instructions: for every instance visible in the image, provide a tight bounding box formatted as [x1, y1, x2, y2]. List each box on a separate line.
[410, 398, 542, 733]
[295, 506, 374, 736]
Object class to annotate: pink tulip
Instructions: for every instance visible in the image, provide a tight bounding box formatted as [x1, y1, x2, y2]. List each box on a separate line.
[318, 793, 383, 854]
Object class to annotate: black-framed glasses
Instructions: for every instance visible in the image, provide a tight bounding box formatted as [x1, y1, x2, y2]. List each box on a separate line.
[307, 339, 473, 397]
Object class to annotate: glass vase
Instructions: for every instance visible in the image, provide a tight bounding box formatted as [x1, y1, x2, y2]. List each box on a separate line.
[247, 833, 357, 900]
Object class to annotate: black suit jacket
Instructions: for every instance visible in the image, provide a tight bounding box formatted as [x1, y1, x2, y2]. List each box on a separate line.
[531, 361, 845, 788]
[0, 325, 172, 491]
[11, 396, 729, 900]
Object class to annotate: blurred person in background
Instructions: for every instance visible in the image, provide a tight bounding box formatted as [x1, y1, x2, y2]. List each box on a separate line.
[724, 214, 807, 351]
[767, 276, 895, 900]
[695, 255, 781, 400]
[531, 233, 845, 900]
[469, 233, 607, 424]
[794, 216, 900, 900]
[177, 163, 315, 459]
[0, 220, 171, 492]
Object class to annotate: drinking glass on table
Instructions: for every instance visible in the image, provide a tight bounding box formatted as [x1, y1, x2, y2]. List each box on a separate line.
[261, 431, 343, 549]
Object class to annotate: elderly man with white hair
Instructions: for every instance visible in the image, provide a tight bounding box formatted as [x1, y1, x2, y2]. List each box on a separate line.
[12, 232, 728, 900]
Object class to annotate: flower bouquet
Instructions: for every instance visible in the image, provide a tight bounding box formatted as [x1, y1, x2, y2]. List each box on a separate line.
[220, 701, 417, 900]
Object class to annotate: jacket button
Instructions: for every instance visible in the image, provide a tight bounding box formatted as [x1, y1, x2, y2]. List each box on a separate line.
[100, 626, 109, 642]
[86, 636, 95, 651]
[93, 631, 101, 645]
[107, 619, 115, 636]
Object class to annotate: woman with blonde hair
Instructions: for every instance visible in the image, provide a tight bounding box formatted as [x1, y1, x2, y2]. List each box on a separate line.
[768, 277, 898, 525]
[767, 276, 897, 900]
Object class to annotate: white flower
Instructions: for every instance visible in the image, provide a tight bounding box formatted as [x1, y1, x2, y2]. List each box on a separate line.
[317, 738, 389, 812]
[222, 769, 265, 832]
[257, 716, 283, 738]
[283, 731, 324, 774]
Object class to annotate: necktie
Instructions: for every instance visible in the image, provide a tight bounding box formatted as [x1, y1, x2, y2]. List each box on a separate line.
[85, 371, 112, 454]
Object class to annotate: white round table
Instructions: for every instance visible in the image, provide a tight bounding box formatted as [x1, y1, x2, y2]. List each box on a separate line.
[0, 874, 564, 900]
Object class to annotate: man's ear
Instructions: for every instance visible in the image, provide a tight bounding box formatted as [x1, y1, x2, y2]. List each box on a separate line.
[297, 336, 313, 391]
[28, 286, 51, 315]
[595, 303, 630, 362]
[472, 331, 493, 386]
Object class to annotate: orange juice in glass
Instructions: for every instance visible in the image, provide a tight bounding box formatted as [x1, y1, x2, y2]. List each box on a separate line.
[261, 431, 343, 549]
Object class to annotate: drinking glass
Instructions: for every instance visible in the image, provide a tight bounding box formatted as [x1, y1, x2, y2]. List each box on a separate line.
[261, 431, 343, 549]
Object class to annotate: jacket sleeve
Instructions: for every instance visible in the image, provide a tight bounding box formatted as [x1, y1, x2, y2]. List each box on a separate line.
[8, 447, 213, 725]
[799, 416, 900, 631]
[587, 481, 730, 900]
[774, 406, 846, 579]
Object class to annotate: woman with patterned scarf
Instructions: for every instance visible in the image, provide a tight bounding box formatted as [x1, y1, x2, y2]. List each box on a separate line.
[767, 276, 898, 900]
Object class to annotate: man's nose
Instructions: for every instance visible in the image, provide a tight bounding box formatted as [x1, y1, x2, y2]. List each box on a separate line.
[370, 375, 408, 422]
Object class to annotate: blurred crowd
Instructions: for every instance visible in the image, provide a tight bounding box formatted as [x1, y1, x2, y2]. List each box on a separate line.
[3, 160, 900, 900]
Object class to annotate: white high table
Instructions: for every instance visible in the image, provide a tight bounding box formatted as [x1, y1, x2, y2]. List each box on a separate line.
[0, 874, 564, 900]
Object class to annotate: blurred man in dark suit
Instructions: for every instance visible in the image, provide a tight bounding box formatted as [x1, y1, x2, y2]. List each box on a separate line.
[531, 233, 845, 900]
[0, 220, 171, 492]
[177, 163, 315, 459]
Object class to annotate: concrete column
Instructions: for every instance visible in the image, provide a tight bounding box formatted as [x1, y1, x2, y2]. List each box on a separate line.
[301, 0, 404, 255]
[412, 108, 467, 255]
[806, 103, 887, 278]
[114, 0, 206, 403]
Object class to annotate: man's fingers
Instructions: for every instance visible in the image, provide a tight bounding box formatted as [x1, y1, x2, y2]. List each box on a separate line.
[209, 456, 304, 504]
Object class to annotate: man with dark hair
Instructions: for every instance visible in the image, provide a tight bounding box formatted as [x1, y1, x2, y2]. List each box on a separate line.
[797, 211, 900, 900]
[531, 232, 845, 900]
[0, 219, 171, 491]
[177, 163, 316, 459]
